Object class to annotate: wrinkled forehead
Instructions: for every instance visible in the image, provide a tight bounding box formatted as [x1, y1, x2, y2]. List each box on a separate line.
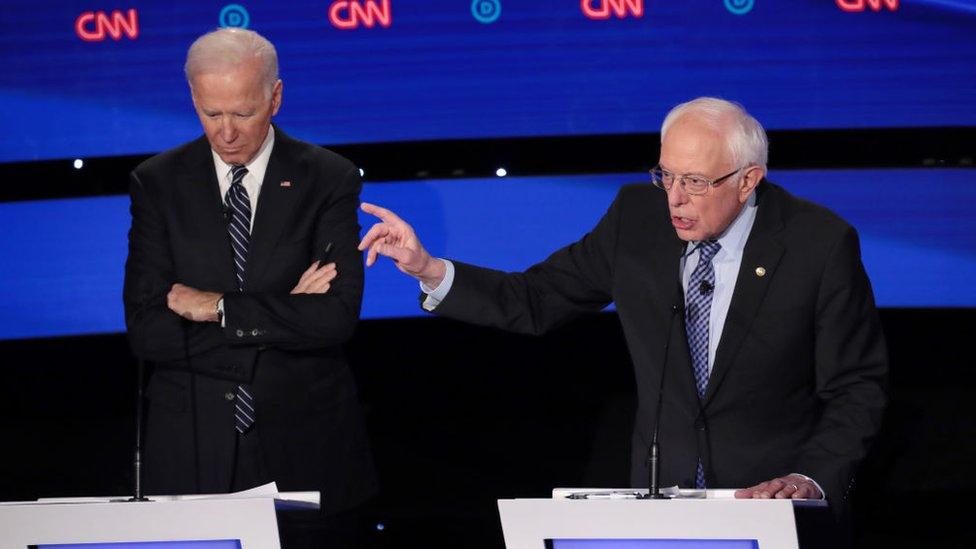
[659, 118, 733, 173]
[190, 57, 266, 88]
[190, 69, 270, 106]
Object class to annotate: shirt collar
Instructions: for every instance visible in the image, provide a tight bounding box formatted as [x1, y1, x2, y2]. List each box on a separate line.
[210, 126, 276, 182]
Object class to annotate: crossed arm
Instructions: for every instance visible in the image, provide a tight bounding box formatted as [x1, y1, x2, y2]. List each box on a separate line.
[165, 261, 338, 323]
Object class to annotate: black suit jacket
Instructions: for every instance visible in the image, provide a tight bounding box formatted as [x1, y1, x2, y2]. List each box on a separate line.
[432, 181, 887, 508]
[123, 127, 376, 513]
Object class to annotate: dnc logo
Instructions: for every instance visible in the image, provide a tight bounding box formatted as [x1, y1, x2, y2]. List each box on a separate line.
[724, 0, 754, 15]
[471, 0, 501, 24]
[219, 4, 250, 28]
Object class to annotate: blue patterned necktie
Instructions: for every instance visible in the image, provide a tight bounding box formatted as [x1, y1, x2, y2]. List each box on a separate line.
[225, 165, 255, 434]
[685, 240, 721, 488]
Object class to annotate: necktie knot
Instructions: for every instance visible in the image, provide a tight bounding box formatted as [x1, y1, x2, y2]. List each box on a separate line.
[230, 164, 248, 184]
[698, 241, 722, 263]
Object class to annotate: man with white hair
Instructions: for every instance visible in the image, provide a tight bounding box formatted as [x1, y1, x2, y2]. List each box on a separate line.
[123, 28, 376, 546]
[358, 97, 887, 517]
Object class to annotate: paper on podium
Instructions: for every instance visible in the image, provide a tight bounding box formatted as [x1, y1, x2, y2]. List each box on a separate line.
[552, 487, 827, 507]
[20, 482, 320, 510]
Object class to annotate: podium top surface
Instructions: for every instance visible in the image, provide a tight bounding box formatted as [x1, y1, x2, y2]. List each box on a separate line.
[1, 483, 320, 511]
[550, 487, 828, 508]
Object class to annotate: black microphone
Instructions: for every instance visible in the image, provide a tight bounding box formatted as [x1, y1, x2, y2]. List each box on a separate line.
[117, 357, 150, 502]
[644, 285, 684, 500]
[699, 280, 713, 295]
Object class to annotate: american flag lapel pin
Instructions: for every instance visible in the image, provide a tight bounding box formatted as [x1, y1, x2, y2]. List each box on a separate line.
[280, 180, 292, 188]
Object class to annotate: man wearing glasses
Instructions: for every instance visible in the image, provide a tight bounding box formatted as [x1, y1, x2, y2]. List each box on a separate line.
[358, 97, 887, 517]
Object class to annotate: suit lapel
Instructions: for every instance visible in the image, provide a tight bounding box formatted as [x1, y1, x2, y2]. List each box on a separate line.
[183, 138, 237, 290]
[704, 182, 785, 405]
[245, 129, 304, 289]
[647, 221, 703, 404]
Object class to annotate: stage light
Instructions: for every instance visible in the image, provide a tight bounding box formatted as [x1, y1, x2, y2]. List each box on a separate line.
[375, 523, 385, 531]
[73, 159, 84, 170]
[359, 168, 365, 177]
[496, 167, 507, 177]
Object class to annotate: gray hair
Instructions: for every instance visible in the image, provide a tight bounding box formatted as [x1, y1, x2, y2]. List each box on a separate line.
[660, 97, 768, 171]
[184, 28, 279, 96]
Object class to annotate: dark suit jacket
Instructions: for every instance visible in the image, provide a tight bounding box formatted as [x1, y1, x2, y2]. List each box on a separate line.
[123, 127, 376, 514]
[432, 180, 887, 508]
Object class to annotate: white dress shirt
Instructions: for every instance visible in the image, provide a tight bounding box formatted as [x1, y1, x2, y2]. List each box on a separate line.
[680, 192, 758, 376]
[212, 127, 275, 229]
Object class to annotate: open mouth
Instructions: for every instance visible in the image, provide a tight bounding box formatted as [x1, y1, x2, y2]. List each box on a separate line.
[672, 216, 695, 230]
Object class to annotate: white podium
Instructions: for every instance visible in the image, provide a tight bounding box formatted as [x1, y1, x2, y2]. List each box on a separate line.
[498, 489, 826, 549]
[0, 488, 318, 548]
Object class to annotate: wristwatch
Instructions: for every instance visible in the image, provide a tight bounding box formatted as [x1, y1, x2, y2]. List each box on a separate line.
[215, 297, 225, 324]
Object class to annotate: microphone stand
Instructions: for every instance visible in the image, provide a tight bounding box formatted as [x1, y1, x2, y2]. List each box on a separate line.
[642, 285, 684, 500]
[128, 357, 150, 501]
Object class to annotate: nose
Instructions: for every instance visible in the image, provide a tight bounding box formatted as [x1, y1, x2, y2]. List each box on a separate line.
[219, 117, 238, 144]
[667, 179, 689, 208]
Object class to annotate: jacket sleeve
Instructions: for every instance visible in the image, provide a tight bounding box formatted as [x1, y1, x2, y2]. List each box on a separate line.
[431, 188, 623, 336]
[220, 164, 364, 350]
[797, 225, 889, 503]
[123, 170, 228, 364]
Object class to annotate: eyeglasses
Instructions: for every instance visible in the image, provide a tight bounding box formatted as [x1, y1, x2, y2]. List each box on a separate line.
[650, 165, 745, 196]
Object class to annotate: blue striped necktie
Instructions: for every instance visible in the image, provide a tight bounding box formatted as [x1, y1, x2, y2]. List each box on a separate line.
[225, 164, 256, 434]
[685, 240, 721, 488]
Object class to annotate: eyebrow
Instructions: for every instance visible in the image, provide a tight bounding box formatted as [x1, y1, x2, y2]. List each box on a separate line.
[659, 164, 708, 177]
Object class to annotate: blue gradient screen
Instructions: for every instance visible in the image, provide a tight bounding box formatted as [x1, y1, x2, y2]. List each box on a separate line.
[0, 168, 973, 340]
[2, 0, 975, 162]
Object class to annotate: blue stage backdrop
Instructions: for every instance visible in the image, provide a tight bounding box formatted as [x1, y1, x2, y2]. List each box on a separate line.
[2, 0, 975, 162]
[0, 168, 973, 340]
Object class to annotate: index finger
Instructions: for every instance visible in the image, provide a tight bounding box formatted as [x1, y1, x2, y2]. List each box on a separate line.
[301, 261, 320, 277]
[360, 202, 404, 225]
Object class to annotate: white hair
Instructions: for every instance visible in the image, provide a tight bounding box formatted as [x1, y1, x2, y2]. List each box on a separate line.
[660, 97, 768, 171]
[184, 28, 279, 96]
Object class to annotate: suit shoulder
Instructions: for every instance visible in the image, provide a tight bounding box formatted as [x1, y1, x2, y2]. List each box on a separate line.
[132, 137, 205, 180]
[617, 182, 662, 206]
[615, 182, 668, 219]
[282, 134, 357, 175]
[764, 182, 859, 266]
[767, 181, 854, 236]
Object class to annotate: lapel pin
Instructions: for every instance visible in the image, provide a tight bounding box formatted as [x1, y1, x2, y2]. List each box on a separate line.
[280, 180, 292, 188]
[755, 266, 766, 277]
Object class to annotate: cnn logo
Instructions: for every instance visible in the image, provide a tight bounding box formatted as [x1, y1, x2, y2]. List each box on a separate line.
[329, 0, 392, 30]
[581, 0, 643, 20]
[75, 9, 139, 42]
[836, 0, 899, 11]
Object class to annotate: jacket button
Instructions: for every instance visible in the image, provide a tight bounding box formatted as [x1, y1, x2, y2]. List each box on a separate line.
[224, 392, 235, 401]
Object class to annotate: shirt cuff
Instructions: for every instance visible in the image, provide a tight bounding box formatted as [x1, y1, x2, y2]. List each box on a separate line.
[217, 297, 226, 328]
[420, 259, 455, 311]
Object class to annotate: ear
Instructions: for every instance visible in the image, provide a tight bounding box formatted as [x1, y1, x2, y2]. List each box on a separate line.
[271, 79, 283, 116]
[737, 165, 764, 204]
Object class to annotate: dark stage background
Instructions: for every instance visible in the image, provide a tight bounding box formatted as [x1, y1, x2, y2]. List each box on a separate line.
[0, 309, 974, 547]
